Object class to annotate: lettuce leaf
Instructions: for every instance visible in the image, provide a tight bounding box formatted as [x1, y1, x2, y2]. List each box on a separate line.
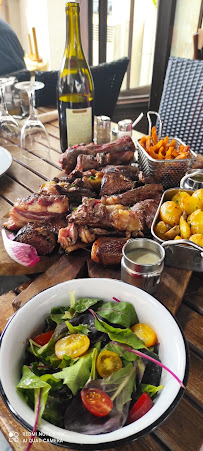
[141, 383, 164, 397]
[17, 365, 51, 421]
[94, 315, 146, 350]
[54, 352, 93, 395]
[96, 301, 138, 328]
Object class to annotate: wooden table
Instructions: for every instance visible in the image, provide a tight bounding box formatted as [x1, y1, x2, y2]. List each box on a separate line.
[0, 109, 202, 451]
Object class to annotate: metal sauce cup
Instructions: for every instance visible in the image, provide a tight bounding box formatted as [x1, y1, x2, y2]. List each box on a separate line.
[121, 238, 165, 294]
[180, 170, 203, 190]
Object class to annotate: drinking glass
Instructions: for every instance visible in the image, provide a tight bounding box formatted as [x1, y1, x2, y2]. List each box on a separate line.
[0, 78, 20, 147]
[15, 81, 50, 160]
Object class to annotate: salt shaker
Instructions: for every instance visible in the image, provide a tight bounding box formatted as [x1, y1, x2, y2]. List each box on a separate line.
[117, 119, 133, 138]
[96, 115, 111, 144]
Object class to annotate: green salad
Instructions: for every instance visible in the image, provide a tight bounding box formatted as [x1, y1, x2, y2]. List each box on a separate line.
[17, 292, 181, 437]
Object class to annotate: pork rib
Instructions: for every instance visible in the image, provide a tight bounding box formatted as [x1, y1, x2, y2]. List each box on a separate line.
[4, 194, 69, 230]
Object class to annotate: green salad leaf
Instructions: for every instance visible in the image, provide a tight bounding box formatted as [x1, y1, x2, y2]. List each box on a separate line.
[94, 315, 147, 350]
[103, 341, 138, 362]
[54, 351, 93, 395]
[65, 320, 90, 336]
[17, 365, 51, 421]
[74, 297, 101, 313]
[141, 384, 164, 397]
[96, 301, 138, 328]
[99, 363, 136, 412]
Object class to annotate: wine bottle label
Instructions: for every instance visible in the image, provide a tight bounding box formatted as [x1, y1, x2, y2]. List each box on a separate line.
[66, 107, 92, 146]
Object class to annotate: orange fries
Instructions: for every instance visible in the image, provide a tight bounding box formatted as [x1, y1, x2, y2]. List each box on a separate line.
[140, 127, 191, 161]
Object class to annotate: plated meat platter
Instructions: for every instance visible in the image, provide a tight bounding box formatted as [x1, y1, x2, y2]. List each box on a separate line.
[2, 136, 166, 267]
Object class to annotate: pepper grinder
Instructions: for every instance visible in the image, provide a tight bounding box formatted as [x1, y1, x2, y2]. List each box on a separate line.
[96, 115, 111, 144]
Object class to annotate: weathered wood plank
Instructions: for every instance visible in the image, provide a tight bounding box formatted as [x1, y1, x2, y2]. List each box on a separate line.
[186, 351, 203, 409]
[0, 196, 12, 216]
[7, 161, 45, 192]
[183, 273, 203, 315]
[154, 396, 203, 451]
[156, 266, 192, 315]
[6, 145, 60, 180]
[0, 174, 32, 203]
[176, 304, 203, 356]
[12, 252, 88, 311]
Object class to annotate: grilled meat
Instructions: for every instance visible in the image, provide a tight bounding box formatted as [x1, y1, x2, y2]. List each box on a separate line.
[40, 178, 96, 204]
[100, 166, 135, 196]
[4, 194, 69, 230]
[14, 223, 56, 255]
[67, 198, 142, 233]
[59, 136, 135, 173]
[131, 198, 160, 232]
[58, 223, 79, 249]
[91, 237, 127, 265]
[101, 184, 163, 206]
[76, 150, 134, 171]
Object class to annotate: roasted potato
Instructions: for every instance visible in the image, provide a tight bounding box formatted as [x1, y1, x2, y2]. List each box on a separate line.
[179, 216, 191, 240]
[159, 201, 182, 226]
[191, 189, 203, 210]
[172, 191, 199, 215]
[189, 234, 203, 247]
[154, 221, 170, 240]
[187, 209, 203, 235]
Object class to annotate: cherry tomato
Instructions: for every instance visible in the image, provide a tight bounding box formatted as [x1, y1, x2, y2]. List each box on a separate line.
[126, 393, 153, 424]
[131, 323, 157, 347]
[33, 330, 54, 346]
[55, 334, 90, 359]
[96, 350, 122, 378]
[81, 387, 113, 417]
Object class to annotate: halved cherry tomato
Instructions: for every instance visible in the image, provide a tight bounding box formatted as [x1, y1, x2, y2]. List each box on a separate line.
[55, 334, 90, 359]
[131, 323, 157, 347]
[96, 350, 122, 378]
[126, 393, 153, 424]
[81, 387, 113, 417]
[33, 330, 54, 346]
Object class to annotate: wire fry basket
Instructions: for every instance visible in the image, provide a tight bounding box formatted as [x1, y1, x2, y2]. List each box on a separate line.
[137, 112, 197, 188]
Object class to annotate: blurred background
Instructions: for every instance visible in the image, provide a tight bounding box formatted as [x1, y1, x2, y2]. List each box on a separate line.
[0, 0, 202, 132]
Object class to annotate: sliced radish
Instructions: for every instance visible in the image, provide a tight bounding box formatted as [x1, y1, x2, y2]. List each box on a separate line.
[2, 229, 40, 267]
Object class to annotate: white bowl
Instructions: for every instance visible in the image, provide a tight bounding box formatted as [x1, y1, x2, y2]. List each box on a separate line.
[0, 279, 189, 449]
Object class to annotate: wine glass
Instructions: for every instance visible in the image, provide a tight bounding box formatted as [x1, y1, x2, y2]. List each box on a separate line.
[0, 78, 20, 147]
[15, 81, 50, 160]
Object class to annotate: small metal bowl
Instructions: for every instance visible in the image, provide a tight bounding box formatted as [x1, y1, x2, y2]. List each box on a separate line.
[180, 170, 203, 190]
[121, 238, 165, 294]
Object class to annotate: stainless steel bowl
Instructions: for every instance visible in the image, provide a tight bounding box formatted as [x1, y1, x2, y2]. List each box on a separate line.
[121, 238, 165, 294]
[151, 188, 203, 272]
[180, 170, 203, 190]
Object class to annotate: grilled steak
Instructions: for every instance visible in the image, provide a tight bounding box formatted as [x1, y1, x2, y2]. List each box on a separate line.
[100, 166, 135, 196]
[101, 184, 163, 206]
[59, 136, 135, 173]
[67, 198, 142, 233]
[131, 198, 160, 231]
[14, 223, 56, 255]
[91, 237, 127, 265]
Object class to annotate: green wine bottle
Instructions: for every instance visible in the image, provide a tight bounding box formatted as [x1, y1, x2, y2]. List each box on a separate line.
[58, 1, 94, 152]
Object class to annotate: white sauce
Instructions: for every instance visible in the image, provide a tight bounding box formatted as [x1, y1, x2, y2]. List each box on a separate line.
[127, 248, 160, 265]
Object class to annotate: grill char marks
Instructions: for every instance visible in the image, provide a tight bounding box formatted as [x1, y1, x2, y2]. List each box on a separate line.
[59, 136, 136, 173]
[131, 198, 161, 232]
[14, 223, 57, 255]
[101, 184, 163, 206]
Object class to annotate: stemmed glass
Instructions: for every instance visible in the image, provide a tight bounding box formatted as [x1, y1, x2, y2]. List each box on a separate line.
[0, 78, 20, 147]
[15, 81, 50, 160]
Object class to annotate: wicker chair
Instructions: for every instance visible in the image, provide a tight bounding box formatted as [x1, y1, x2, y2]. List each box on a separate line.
[35, 57, 129, 119]
[156, 57, 203, 154]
